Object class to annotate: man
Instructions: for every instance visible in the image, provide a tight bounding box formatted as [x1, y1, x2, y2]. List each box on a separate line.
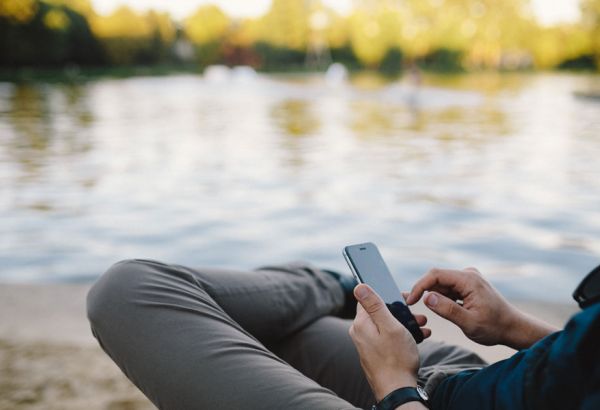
[87, 259, 599, 409]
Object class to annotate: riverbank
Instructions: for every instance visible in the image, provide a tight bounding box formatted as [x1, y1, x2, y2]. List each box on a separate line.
[0, 65, 205, 83]
[0, 284, 152, 410]
[0, 283, 579, 409]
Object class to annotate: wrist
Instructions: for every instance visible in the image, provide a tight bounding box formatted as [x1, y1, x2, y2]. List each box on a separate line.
[373, 372, 417, 402]
[503, 308, 558, 350]
[376, 385, 429, 410]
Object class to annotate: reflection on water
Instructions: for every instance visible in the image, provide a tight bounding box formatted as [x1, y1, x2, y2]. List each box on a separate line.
[1, 72, 599, 302]
[272, 99, 320, 137]
[4, 84, 94, 177]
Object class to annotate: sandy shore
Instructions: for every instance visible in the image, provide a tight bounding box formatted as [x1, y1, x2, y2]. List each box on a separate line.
[0, 284, 579, 410]
[0, 284, 152, 410]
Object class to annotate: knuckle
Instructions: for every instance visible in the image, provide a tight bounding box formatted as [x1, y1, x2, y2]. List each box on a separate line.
[365, 301, 385, 315]
[462, 271, 479, 286]
[467, 323, 482, 338]
[446, 301, 460, 318]
[428, 267, 441, 276]
[472, 276, 486, 290]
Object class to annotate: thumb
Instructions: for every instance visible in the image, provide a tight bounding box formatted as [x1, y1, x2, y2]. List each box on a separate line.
[424, 292, 470, 327]
[354, 284, 396, 330]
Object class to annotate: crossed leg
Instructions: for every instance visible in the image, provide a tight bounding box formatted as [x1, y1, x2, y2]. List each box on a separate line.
[87, 259, 370, 409]
[87, 259, 486, 409]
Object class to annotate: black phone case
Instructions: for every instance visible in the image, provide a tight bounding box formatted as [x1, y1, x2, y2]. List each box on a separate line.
[386, 302, 424, 344]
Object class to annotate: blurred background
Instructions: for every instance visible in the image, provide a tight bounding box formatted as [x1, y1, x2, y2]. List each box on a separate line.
[1, 0, 600, 299]
[1, 1, 600, 409]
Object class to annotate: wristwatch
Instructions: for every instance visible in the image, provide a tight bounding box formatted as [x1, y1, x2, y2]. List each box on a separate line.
[372, 386, 429, 410]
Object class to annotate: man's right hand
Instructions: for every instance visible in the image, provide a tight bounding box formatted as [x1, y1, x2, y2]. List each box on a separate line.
[406, 267, 558, 350]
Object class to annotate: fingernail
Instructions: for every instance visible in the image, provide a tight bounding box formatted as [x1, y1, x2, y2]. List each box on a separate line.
[426, 293, 438, 307]
[356, 286, 369, 300]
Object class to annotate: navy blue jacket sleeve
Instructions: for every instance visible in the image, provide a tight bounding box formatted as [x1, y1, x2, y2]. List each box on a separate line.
[430, 303, 600, 410]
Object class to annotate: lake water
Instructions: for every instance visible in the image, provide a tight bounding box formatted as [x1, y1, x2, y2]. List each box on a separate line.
[1, 71, 599, 303]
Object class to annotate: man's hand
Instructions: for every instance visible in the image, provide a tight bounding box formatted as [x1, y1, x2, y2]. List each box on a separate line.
[349, 284, 430, 402]
[406, 267, 558, 350]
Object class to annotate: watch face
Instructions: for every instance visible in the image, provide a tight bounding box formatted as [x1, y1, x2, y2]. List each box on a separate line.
[417, 385, 429, 401]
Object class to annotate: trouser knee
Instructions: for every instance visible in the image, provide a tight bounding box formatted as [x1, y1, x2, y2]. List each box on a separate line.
[86, 259, 161, 333]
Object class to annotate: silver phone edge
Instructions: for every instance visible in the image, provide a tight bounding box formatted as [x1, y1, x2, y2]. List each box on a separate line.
[342, 249, 363, 284]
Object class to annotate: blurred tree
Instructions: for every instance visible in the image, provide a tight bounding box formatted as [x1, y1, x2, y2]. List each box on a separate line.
[253, 42, 306, 70]
[93, 6, 152, 39]
[0, 0, 103, 67]
[430, 0, 536, 69]
[228, 18, 260, 48]
[184, 5, 230, 65]
[44, 8, 69, 30]
[528, 24, 591, 69]
[581, 0, 600, 68]
[379, 47, 404, 73]
[256, 0, 310, 50]
[326, 9, 349, 49]
[349, 2, 402, 68]
[184, 5, 229, 45]
[93, 6, 152, 65]
[422, 48, 463, 71]
[46, 0, 95, 18]
[398, 0, 438, 60]
[0, 0, 37, 23]
[93, 6, 174, 65]
[1, 0, 598, 72]
[146, 10, 176, 62]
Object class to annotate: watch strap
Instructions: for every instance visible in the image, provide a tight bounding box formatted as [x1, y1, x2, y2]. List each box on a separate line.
[373, 386, 428, 410]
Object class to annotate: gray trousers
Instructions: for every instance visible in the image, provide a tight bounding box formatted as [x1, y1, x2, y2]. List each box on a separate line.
[87, 259, 486, 410]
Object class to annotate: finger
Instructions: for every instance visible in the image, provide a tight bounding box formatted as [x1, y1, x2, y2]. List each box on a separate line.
[423, 285, 462, 303]
[354, 284, 396, 331]
[414, 314, 428, 327]
[402, 291, 409, 302]
[354, 302, 369, 323]
[424, 291, 471, 327]
[353, 302, 377, 334]
[421, 328, 432, 339]
[406, 268, 468, 305]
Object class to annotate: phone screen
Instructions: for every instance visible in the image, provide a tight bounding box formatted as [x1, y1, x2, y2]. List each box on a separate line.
[343, 242, 404, 304]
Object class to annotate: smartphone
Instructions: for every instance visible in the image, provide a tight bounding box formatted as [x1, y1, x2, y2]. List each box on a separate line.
[343, 242, 424, 343]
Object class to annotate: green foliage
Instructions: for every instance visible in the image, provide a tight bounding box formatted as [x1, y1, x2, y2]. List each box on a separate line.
[184, 5, 229, 45]
[93, 6, 176, 66]
[557, 54, 597, 70]
[253, 42, 306, 71]
[329, 45, 361, 69]
[0, 1, 104, 67]
[195, 41, 224, 67]
[379, 48, 404, 74]
[0, 0, 599, 72]
[420, 48, 464, 72]
[581, 0, 600, 67]
[256, 0, 309, 50]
